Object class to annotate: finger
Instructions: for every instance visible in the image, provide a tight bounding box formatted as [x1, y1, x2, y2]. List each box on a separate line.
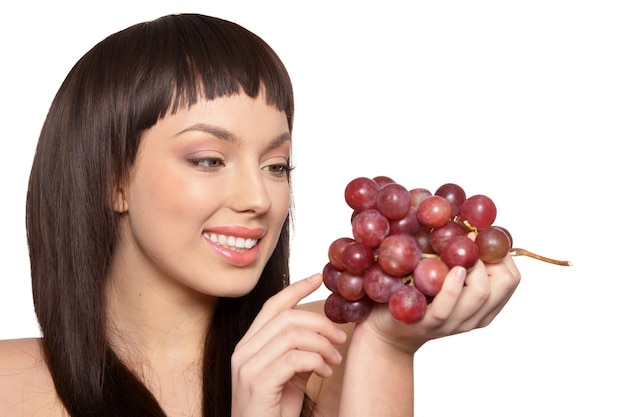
[241, 274, 323, 343]
[475, 256, 522, 327]
[236, 326, 343, 375]
[236, 309, 346, 361]
[422, 266, 466, 326]
[266, 350, 335, 385]
[496, 253, 522, 282]
[232, 331, 340, 390]
[451, 260, 492, 319]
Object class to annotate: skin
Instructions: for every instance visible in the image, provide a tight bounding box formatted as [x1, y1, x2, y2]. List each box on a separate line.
[0, 93, 522, 417]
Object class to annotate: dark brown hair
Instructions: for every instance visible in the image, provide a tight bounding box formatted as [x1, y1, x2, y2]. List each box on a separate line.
[26, 13, 313, 416]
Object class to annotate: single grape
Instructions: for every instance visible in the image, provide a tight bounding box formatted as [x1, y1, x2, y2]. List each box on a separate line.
[492, 225, 513, 247]
[388, 285, 427, 324]
[328, 237, 354, 270]
[389, 207, 421, 236]
[324, 292, 348, 323]
[413, 257, 449, 297]
[415, 227, 433, 253]
[409, 187, 433, 209]
[344, 177, 379, 212]
[372, 175, 396, 187]
[377, 233, 422, 277]
[337, 271, 366, 301]
[352, 209, 390, 248]
[439, 235, 480, 269]
[341, 296, 374, 323]
[475, 226, 511, 263]
[459, 194, 497, 230]
[416, 195, 452, 228]
[363, 264, 404, 302]
[435, 183, 466, 217]
[322, 262, 342, 293]
[342, 241, 375, 275]
[429, 220, 467, 254]
[376, 182, 411, 220]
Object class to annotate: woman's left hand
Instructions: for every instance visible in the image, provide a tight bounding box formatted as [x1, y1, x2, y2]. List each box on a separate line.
[358, 253, 521, 354]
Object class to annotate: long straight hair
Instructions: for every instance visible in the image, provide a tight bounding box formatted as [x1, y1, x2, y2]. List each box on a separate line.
[26, 14, 314, 416]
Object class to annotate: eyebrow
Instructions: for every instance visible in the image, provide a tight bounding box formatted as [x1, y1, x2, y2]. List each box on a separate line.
[173, 123, 291, 151]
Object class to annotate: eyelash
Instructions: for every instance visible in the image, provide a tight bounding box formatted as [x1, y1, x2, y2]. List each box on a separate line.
[187, 157, 224, 170]
[187, 157, 295, 176]
[266, 163, 295, 176]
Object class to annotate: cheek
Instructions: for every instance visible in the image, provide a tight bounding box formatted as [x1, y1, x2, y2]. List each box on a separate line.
[270, 182, 292, 222]
[128, 162, 208, 221]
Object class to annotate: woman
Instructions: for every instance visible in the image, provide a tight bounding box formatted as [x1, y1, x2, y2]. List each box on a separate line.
[0, 13, 520, 417]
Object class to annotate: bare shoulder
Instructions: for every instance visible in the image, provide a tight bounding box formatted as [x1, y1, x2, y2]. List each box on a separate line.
[0, 338, 64, 417]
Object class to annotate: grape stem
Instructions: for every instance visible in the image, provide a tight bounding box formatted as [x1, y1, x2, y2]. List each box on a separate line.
[461, 219, 478, 233]
[509, 247, 572, 266]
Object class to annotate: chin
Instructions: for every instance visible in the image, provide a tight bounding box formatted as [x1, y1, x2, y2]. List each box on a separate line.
[216, 278, 262, 299]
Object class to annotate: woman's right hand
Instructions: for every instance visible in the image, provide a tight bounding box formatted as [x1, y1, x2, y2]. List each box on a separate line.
[231, 274, 347, 417]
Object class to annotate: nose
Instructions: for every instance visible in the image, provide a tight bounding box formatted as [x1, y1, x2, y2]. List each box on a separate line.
[227, 166, 272, 214]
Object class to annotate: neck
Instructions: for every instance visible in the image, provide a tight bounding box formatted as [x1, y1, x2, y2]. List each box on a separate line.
[105, 267, 217, 368]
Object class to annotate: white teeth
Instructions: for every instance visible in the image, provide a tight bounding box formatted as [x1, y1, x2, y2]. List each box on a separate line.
[204, 233, 258, 251]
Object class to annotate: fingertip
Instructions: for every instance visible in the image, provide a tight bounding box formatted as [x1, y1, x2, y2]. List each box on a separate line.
[306, 273, 323, 284]
[318, 364, 334, 378]
[452, 266, 467, 282]
[336, 327, 347, 341]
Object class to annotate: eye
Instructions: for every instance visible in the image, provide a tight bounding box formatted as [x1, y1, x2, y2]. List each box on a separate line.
[187, 157, 225, 171]
[263, 163, 295, 177]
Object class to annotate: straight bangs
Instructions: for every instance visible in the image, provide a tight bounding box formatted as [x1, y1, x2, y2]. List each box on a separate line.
[127, 14, 294, 133]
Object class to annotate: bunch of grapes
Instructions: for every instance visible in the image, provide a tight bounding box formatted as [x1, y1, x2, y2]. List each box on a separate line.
[322, 175, 569, 325]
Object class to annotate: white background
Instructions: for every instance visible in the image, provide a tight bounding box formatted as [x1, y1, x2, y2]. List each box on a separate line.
[1, 1, 624, 416]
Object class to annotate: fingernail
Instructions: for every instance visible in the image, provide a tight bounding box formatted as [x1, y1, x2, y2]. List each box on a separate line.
[336, 328, 347, 340]
[454, 267, 467, 281]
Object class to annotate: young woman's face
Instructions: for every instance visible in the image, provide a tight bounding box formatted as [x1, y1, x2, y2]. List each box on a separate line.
[114, 92, 291, 299]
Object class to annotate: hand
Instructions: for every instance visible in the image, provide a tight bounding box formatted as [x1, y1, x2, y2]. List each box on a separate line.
[231, 274, 347, 417]
[358, 253, 521, 354]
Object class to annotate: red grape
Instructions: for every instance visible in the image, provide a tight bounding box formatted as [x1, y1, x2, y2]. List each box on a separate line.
[376, 182, 411, 220]
[377, 234, 421, 277]
[493, 225, 513, 247]
[388, 207, 421, 236]
[459, 194, 497, 230]
[372, 175, 395, 187]
[435, 183, 466, 217]
[328, 237, 354, 270]
[415, 228, 433, 253]
[342, 241, 375, 275]
[416, 195, 452, 228]
[475, 226, 511, 263]
[341, 297, 374, 323]
[352, 209, 390, 248]
[429, 220, 467, 254]
[413, 257, 449, 297]
[337, 271, 366, 301]
[322, 262, 342, 293]
[388, 285, 427, 324]
[363, 264, 403, 302]
[324, 292, 348, 323]
[409, 187, 433, 209]
[439, 235, 480, 269]
[345, 177, 379, 212]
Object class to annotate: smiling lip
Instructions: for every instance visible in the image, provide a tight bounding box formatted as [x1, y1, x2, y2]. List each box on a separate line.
[202, 226, 265, 266]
